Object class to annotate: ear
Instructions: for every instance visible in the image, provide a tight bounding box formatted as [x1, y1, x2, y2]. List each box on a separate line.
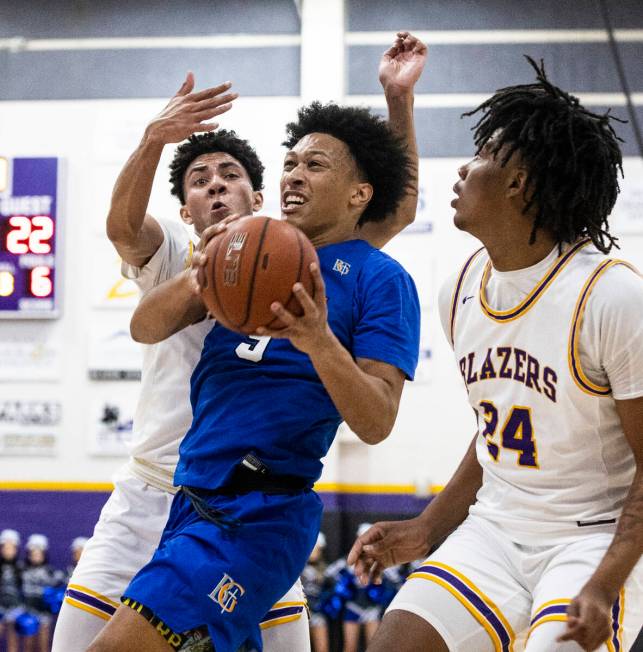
[507, 167, 529, 199]
[349, 182, 374, 209]
[179, 205, 193, 226]
[252, 191, 264, 212]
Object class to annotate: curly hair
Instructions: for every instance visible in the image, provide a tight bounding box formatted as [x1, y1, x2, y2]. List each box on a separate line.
[169, 130, 264, 204]
[462, 56, 624, 253]
[283, 102, 411, 224]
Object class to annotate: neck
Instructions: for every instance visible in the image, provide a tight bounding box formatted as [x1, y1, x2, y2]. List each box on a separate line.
[306, 220, 359, 249]
[483, 227, 557, 272]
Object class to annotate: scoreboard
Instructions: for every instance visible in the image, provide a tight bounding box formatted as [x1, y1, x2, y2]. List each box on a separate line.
[0, 157, 62, 318]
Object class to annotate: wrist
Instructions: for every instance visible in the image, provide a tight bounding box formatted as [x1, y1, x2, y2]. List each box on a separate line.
[383, 87, 415, 103]
[306, 324, 338, 359]
[140, 126, 167, 151]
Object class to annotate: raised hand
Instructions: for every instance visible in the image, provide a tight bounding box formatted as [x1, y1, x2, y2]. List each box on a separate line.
[379, 31, 428, 98]
[145, 73, 238, 145]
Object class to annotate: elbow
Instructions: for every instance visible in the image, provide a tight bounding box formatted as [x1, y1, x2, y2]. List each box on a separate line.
[105, 215, 134, 245]
[130, 315, 157, 345]
[355, 417, 395, 446]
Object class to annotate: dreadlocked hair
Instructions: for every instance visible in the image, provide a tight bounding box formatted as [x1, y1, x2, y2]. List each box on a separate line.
[169, 130, 264, 205]
[283, 102, 411, 224]
[463, 56, 624, 253]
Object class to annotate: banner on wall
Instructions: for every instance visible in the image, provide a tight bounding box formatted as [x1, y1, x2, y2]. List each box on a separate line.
[0, 326, 62, 381]
[0, 399, 61, 456]
[87, 312, 142, 380]
[90, 237, 140, 310]
[88, 390, 138, 456]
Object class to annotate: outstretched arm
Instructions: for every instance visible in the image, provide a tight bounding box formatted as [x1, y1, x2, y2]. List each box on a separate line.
[106, 73, 237, 267]
[348, 434, 482, 584]
[358, 31, 427, 249]
[558, 396, 643, 651]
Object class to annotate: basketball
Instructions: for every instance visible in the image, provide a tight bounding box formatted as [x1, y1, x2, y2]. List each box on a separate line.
[200, 216, 319, 334]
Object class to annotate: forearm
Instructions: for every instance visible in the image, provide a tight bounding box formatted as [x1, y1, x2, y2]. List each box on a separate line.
[416, 435, 482, 546]
[388, 91, 419, 224]
[106, 131, 165, 260]
[358, 92, 419, 248]
[130, 270, 207, 343]
[584, 466, 643, 600]
[308, 331, 402, 444]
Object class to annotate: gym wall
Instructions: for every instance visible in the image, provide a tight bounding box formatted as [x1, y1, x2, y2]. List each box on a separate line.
[0, 0, 642, 567]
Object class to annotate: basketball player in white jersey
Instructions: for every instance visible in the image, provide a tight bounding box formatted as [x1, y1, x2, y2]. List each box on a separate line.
[348, 57, 643, 652]
[52, 32, 427, 652]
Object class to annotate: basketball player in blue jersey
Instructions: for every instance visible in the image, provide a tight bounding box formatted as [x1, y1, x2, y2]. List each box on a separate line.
[86, 39, 425, 652]
[349, 57, 643, 652]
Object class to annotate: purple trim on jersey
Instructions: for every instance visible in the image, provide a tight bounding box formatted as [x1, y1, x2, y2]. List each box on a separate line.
[530, 603, 567, 625]
[449, 248, 484, 345]
[414, 564, 511, 651]
[261, 605, 304, 623]
[569, 259, 613, 396]
[65, 588, 117, 616]
[610, 594, 622, 652]
[479, 238, 590, 322]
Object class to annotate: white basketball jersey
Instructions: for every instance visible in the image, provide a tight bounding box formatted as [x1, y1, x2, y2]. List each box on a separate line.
[449, 239, 636, 544]
[122, 220, 213, 492]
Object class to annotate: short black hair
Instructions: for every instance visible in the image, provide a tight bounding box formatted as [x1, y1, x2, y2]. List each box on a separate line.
[283, 102, 411, 225]
[169, 130, 264, 204]
[463, 56, 624, 253]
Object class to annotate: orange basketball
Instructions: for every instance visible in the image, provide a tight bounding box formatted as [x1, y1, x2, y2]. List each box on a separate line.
[201, 216, 319, 335]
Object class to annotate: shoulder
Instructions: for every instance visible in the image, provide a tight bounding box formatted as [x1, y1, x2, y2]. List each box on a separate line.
[585, 260, 642, 318]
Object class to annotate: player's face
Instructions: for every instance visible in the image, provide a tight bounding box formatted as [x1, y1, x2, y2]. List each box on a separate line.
[281, 132, 365, 240]
[181, 152, 262, 235]
[451, 133, 522, 240]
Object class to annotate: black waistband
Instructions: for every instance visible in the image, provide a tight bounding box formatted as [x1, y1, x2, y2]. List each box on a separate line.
[187, 463, 311, 497]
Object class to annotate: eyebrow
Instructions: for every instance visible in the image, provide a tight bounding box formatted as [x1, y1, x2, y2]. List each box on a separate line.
[285, 149, 331, 157]
[187, 160, 242, 176]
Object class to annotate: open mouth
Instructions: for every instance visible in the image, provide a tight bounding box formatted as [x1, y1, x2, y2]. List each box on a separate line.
[211, 202, 229, 216]
[281, 191, 308, 211]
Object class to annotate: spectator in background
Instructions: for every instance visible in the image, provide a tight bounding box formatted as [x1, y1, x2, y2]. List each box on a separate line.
[325, 524, 393, 652]
[65, 538, 88, 582]
[0, 529, 23, 652]
[20, 534, 65, 652]
[301, 532, 332, 652]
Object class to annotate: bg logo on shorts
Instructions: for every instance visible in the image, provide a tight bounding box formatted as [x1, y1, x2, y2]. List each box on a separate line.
[208, 573, 246, 614]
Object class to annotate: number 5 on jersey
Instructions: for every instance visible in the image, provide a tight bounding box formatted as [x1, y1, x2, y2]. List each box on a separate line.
[235, 335, 271, 363]
[478, 401, 539, 468]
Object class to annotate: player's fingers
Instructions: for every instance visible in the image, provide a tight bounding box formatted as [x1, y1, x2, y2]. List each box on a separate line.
[382, 45, 400, 60]
[192, 92, 238, 113]
[368, 561, 385, 585]
[270, 302, 296, 326]
[310, 263, 325, 304]
[213, 213, 243, 234]
[292, 283, 316, 315]
[176, 71, 194, 96]
[557, 617, 582, 642]
[193, 121, 219, 134]
[191, 104, 234, 124]
[190, 80, 233, 102]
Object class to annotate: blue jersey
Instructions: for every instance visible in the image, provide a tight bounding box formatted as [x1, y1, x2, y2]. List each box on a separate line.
[174, 239, 420, 490]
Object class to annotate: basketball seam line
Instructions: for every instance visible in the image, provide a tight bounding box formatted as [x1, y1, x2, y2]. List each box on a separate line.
[265, 225, 306, 329]
[241, 217, 271, 329]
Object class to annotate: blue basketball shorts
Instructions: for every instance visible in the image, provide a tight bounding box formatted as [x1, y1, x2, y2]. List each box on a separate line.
[122, 488, 322, 652]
